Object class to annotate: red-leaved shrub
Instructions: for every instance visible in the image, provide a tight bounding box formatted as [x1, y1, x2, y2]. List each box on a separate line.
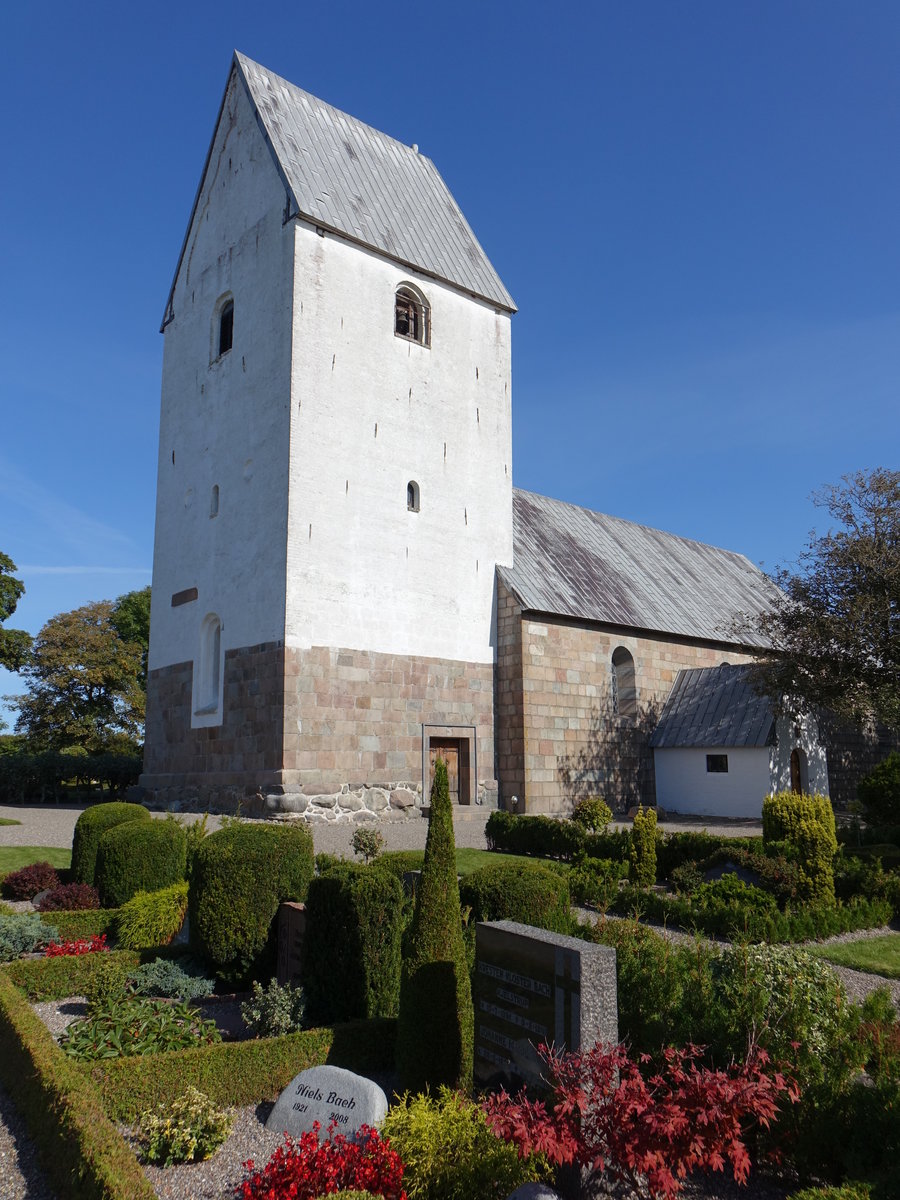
[240, 1124, 406, 1200]
[35, 883, 100, 911]
[2, 861, 60, 900]
[44, 934, 108, 957]
[483, 1042, 798, 1200]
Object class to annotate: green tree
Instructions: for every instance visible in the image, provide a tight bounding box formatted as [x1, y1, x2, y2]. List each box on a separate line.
[110, 586, 151, 690]
[0, 553, 31, 672]
[396, 757, 474, 1093]
[14, 600, 144, 752]
[749, 469, 900, 730]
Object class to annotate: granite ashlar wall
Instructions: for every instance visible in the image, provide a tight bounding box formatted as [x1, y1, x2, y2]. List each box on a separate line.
[140, 640, 498, 811]
[282, 644, 497, 801]
[501, 610, 752, 815]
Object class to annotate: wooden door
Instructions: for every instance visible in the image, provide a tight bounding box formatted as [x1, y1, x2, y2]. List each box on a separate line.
[429, 738, 461, 805]
[790, 749, 802, 794]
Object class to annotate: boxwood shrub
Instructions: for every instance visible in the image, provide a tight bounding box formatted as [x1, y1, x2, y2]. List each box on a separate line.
[71, 801, 151, 886]
[304, 863, 404, 1025]
[459, 860, 572, 932]
[485, 810, 586, 860]
[189, 822, 314, 988]
[95, 817, 187, 908]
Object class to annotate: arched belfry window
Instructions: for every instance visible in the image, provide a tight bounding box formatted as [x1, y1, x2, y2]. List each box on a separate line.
[195, 613, 223, 716]
[212, 294, 234, 361]
[407, 480, 420, 512]
[611, 646, 637, 717]
[394, 285, 430, 346]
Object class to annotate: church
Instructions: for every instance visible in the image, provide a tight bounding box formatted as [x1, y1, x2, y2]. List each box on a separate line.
[140, 52, 829, 820]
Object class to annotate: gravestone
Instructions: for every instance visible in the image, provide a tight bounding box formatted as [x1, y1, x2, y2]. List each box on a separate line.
[266, 1065, 388, 1139]
[276, 901, 307, 986]
[474, 920, 617, 1091]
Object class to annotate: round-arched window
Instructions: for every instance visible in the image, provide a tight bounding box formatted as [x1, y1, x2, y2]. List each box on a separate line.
[407, 480, 420, 512]
[611, 646, 637, 717]
[394, 285, 430, 346]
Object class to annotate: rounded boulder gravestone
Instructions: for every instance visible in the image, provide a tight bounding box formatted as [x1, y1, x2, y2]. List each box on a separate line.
[265, 1065, 388, 1141]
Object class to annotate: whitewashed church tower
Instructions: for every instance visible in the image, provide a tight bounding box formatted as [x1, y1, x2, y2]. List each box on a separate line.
[142, 53, 515, 813]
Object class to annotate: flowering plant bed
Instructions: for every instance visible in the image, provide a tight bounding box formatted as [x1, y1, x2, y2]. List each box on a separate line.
[239, 1122, 406, 1200]
[44, 933, 108, 957]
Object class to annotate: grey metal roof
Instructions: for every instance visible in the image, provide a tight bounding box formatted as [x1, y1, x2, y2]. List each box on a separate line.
[233, 53, 515, 311]
[650, 665, 775, 749]
[500, 489, 778, 646]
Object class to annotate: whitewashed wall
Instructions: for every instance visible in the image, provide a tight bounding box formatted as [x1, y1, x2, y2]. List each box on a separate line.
[284, 222, 514, 665]
[654, 747, 773, 818]
[770, 712, 830, 795]
[148, 71, 293, 713]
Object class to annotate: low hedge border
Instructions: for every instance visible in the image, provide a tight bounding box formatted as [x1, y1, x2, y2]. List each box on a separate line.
[0, 970, 155, 1200]
[39, 908, 119, 940]
[90, 1017, 397, 1122]
[5, 949, 141, 1000]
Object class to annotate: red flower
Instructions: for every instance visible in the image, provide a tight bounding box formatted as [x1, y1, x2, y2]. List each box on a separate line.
[239, 1122, 406, 1200]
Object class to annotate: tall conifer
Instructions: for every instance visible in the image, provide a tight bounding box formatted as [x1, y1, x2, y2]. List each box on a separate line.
[396, 757, 474, 1093]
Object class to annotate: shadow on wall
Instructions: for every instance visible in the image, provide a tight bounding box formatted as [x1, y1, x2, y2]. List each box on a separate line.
[557, 697, 662, 813]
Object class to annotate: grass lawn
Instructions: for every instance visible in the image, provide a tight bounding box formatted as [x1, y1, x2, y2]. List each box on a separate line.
[0, 846, 71, 873]
[0, 818, 21, 826]
[814, 934, 900, 979]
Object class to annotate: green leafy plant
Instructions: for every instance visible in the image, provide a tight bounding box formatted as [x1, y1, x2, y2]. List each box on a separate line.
[241, 977, 306, 1037]
[351, 826, 385, 864]
[84, 953, 134, 1006]
[137, 1085, 232, 1166]
[396, 757, 473, 1093]
[115, 881, 189, 950]
[669, 861, 704, 894]
[381, 1086, 551, 1200]
[0, 913, 58, 961]
[571, 795, 613, 832]
[71, 801, 151, 886]
[568, 856, 627, 910]
[189, 822, 314, 988]
[129, 955, 215, 1001]
[96, 817, 187, 908]
[629, 805, 657, 886]
[60, 995, 221, 1060]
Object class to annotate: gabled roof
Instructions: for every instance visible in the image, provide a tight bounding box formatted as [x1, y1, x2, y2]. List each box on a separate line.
[165, 53, 515, 324]
[650, 664, 776, 749]
[500, 489, 777, 646]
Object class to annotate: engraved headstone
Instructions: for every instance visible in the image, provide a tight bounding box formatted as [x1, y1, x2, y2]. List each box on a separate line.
[266, 1065, 388, 1139]
[474, 920, 617, 1091]
[276, 901, 307, 986]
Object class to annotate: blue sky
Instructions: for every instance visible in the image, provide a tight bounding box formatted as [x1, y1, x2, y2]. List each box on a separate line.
[1, 0, 898, 720]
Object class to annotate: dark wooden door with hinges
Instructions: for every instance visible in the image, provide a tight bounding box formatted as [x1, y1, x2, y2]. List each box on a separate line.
[429, 738, 462, 805]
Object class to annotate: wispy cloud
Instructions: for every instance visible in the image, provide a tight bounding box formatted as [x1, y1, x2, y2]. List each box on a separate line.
[0, 456, 136, 556]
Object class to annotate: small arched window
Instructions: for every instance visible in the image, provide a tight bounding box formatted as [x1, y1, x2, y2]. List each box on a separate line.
[195, 613, 223, 715]
[218, 300, 234, 356]
[394, 285, 430, 346]
[407, 480, 420, 512]
[611, 646, 637, 717]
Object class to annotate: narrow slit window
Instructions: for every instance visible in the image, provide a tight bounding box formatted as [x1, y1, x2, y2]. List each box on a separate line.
[218, 300, 234, 356]
[407, 480, 420, 512]
[611, 647, 637, 717]
[196, 614, 223, 716]
[210, 485, 219, 517]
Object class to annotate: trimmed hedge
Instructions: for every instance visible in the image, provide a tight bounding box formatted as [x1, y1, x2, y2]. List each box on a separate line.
[5, 949, 141, 1000]
[485, 810, 586, 860]
[304, 864, 404, 1025]
[459, 860, 572, 932]
[0, 970, 155, 1200]
[39, 908, 118, 940]
[189, 822, 315, 987]
[89, 1018, 397, 1122]
[655, 832, 763, 880]
[71, 802, 150, 886]
[95, 817, 187, 909]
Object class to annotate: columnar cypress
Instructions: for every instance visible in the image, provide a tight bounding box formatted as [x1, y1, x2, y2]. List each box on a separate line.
[395, 758, 474, 1094]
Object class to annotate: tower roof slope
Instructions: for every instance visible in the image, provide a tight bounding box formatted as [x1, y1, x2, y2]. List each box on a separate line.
[650, 664, 776, 749]
[501, 489, 778, 646]
[234, 52, 515, 311]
